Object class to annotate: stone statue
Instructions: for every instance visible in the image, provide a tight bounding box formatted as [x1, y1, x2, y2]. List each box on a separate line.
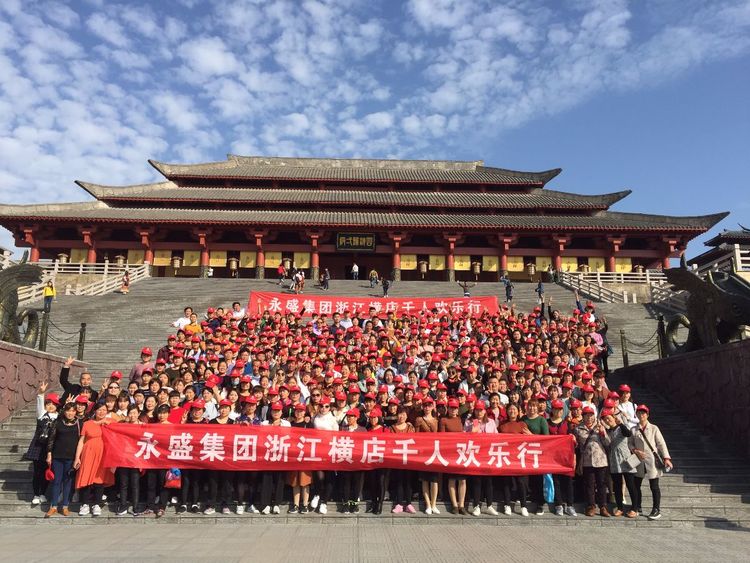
[0, 252, 42, 348]
[664, 255, 750, 355]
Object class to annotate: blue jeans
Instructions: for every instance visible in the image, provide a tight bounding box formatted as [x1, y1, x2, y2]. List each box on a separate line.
[43, 296, 53, 312]
[49, 459, 75, 508]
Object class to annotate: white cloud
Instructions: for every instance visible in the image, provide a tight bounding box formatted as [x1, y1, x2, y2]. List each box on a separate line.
[86, 13, 130, 48]
[179, 36, 241, 76]
[151, 93, 205, 132]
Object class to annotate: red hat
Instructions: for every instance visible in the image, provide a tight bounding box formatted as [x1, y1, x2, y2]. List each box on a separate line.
[364, 392, 376, 400]
[294, 403, 307, 411]
[378, 385, 388, 394]
[473, 400, 486, 410]
[240, 375, 252, 383]
[607, 391, 620, 400]
[270, 401, 283, 411]
[582, 385, 595, 394]
[369, 408, 383, 418]
[204, 380, 216, 389]
[207, 307, 215, 313]
[636, 404, 650, 414]
[155, 358, 166, 365]
[141, 347, 153, 356]
[142, 367, 153, 375]
[581, 406, 595, 415]
[618, 384, 631, 393]
[348, 385, 361, 394]
[422, 396, 434, 404]
[561, 382, 574, 390]
[551, 399, 564, 410]
[167, 334, 176, 341]
[74, 395, 89, 404]
[603, 399, 616, 408]
[346, 408, 360, 417]
[582, 373, 593, 380]
[191, 399, 206, 409]
[45, 467, 55, 481]
[447, 398, 460, 408]
[388, 397, 400, 405]
[569, 398, 582, 408]
[45, 393, 61, 405]
[600, 408, 615, 418]
[320, 396, 332, 405]
[242, 396, 258, 404]
[110, 370, 123, 380]
[219, 399, 232, 407]
[335, 392, 347, 401]
[267, 388, 279, 396]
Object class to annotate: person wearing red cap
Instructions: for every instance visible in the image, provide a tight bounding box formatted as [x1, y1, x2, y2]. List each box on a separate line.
[573, 406, 611, 517]
[288, 404, 313, 514]
[548, 399, 576, 517]
[73, 403, 115, 517]
[259, 402, 290, 515]
[600, 410, 638, 518]
[128, 347, 155, 385]
[464, 401, 498, 516]
[389, 406, 416, 514]
[44, 402, 80, 517]
[340, 408, 366, 513]
[522, 400, 550, 515]
[202, 400, 235, 515]
[414, 399, 440, 515]
[617, 385, 638, 429]
[499, 404, 531, 517]
[310, 397, 338, 515]
[439, 398, 467, 515]
[27, 381, 59, 506]
[630, 405, 672, 520]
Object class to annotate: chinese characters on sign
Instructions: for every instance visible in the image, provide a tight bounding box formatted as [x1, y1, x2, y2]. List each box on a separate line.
[248, 292, 499, 317]
[102, 425, 575, 477]
[335, 233, 376, 252]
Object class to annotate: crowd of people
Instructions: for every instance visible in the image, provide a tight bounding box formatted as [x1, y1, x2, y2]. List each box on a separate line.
[27, 291, 672, 520]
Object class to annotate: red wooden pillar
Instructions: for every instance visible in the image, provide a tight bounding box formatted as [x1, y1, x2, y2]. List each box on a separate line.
[606, 237, 624, 273]
[80, 229, 97, 264]
[139, 229, 154, 266]
[23, 228, 40, 262]
[306, 231, 321, 281]
[30, 247, 40, 262]
[194, 230, 211, 278]
[255, 233, 265, 279]
[445, 236, 456, 282]
[554, 236, 570, 272]
[390, 234, 402, 281]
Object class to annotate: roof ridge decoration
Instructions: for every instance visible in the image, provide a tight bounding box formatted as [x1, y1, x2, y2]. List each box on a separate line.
[228, 155, 484, 171]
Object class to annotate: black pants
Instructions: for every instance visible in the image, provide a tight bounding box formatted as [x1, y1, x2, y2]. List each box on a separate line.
[369, 469, 386, 508]
[147, 469, 170, 510]
[205, 470, 234, 508]
[180, 469, 203, 506]
[633, 476, 661, 511]
[258, 472, 285, 508]
[340, 471, 361, 503]
[471, 475, 494, 507]
[390, 469, 412, 506]
[529, 474, 545, 507]
[116, 467, 140, 510]
[501, 476, 527, 508]
[80, 484, 104, 507]
[313, 471, 335, 505]
[552, 474, 574, 506]
[236, 471, 257, 506]
[32, 460, 48, 497]
[611, 472, 639, 511]
[583, 466, 608, 508]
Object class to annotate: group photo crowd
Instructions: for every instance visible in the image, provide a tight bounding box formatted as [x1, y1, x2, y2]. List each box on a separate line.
[28, 289, 672, 521]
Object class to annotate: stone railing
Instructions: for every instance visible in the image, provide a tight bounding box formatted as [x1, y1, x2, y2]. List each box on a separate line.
[556, 271, 638, 303]
[617, 339, 750, 458]
[0, 341, 86, 423]
[564, 270, 668, 286]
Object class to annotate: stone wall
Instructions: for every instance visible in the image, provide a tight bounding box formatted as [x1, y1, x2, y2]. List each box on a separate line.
[618, 339, 750, 458]
[0, 341, 86, 422]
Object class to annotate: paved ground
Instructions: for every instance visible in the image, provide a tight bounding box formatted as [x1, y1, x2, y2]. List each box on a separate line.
[1, 523, 748, 562]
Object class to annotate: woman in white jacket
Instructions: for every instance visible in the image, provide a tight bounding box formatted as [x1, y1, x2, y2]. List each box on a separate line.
[629, 405, 672, 520]
[310, 396, 338, 514]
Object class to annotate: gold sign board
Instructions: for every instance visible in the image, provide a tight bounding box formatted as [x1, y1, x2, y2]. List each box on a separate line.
[336, 233, 376, 252]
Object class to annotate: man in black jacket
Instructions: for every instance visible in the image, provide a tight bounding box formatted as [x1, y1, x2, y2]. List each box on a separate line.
[59, 356, 98, 404]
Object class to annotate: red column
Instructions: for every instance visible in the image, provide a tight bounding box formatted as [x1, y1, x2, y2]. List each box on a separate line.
[86, 247, 97, 264]
[144, 249, 154, 264]
[607, 255, 616, 273]
[392, 238, 401, 269]
[607, 237, 623, 273]
[662, 255, 671, 269]
[200, 249, 210, 268]
[30, 247, 40, 262]
[23, 228, 39, 261]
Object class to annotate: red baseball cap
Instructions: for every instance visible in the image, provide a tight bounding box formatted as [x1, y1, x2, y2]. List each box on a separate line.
[270, 402, 283, 411]
[582, 406, 595, 415]
[110, 370, 123, 380]
[447, 398, 459, 408]
[191, 399, 206, 409]
[45, 393, 61, 405]
[219, 399, 232, 407]
[141, 347, 153, 356]
[551, 399, 564, 410]
[346, 408, 360, 417]
[636, 404, 650, 414]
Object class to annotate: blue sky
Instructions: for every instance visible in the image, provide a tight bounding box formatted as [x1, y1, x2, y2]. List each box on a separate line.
[0, 0, 748, 257]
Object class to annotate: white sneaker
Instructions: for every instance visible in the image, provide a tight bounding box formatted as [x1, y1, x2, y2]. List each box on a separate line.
[318, 503, 327, 515]
[486, 506, 498, 516]
[78, 504, 90, 516]
[92, 505, 102, 517]
[565, 505, 578, 517]
[425, 507, 433, 515]
[236, 505, 245, 515]
[261, 505, 271, 515]
[102, 494, 107, 501]
[521, 507, 529, 517]
[249, 505, 259, 514]
[310, 495, 320, 509]
[203, 507, 215, 515]
[221, 507, 231, 515]
[31, 496, 41, 506]
[272, 505, 280, 514]
[504, 505, 512, 516]
[471, 506, 481, 516]
[39, 495, 48, 504]
[432, 506, 440, 515]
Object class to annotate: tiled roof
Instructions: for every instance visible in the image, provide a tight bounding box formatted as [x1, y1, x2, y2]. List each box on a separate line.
[703, 227, 750, 247]
[148, 155, 561, 186]
[0, 201, 728, 233]
[76, 181, 630, 210]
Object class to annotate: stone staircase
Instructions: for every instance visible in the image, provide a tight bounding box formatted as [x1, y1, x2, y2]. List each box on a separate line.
[3, 278, 736, 526]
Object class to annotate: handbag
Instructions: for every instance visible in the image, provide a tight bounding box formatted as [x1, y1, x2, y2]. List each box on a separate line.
[638, 426, 666, 470]
[622, 452, 641, 472]
[543, 474, 555, 504]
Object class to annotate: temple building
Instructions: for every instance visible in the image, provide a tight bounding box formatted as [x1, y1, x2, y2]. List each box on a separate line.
[0, 155, 728, 281]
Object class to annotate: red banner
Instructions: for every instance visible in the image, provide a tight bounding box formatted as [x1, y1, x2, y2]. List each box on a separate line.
[102, 424, 575, 477]
[247, 292, 499, 317]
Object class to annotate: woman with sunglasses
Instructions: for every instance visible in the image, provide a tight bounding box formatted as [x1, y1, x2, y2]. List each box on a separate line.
[311, 396, 337, 514]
